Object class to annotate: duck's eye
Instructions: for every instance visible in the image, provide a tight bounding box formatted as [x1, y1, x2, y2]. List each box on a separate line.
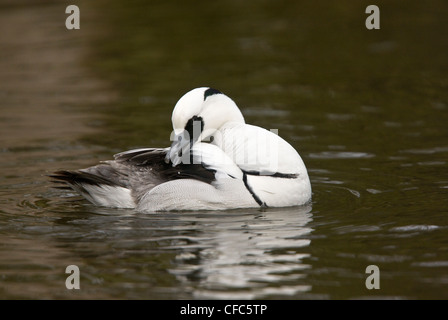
[209, 136, 214, 142]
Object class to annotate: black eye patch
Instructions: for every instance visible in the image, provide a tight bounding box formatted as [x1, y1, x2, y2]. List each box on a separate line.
[184, 115, 204, 142]
[204, 88, 222, 100]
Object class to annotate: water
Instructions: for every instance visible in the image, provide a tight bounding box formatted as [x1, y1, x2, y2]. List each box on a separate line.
[1, 0, 448, 299]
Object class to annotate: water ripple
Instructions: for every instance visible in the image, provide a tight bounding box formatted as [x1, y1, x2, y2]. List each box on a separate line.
[308, 151, 375, 159]
[390, 225, 440, 232]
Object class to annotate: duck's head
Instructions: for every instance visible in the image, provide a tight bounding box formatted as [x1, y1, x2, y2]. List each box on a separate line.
[166, 87, 245, 166]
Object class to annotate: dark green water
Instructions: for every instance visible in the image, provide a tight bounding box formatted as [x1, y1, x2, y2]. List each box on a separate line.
[0, 0, 447, 299]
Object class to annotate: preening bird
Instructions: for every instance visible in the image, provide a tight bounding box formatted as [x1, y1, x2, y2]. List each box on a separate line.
[50, 87, 312, 212]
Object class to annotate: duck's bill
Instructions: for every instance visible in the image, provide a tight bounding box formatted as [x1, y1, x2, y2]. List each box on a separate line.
[165, 131, 192, 166]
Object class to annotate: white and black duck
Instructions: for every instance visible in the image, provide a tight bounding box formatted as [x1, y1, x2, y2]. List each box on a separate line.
[51, 87, 312, 211]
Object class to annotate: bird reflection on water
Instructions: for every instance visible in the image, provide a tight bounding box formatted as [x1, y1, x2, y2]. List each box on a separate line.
[163, 204, 313, 299]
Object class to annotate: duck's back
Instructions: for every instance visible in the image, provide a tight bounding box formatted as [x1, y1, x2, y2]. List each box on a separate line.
[212, 122, 312, 206]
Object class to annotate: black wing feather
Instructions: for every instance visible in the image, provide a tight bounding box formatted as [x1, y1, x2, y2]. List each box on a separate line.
[50, 148, 216, 195]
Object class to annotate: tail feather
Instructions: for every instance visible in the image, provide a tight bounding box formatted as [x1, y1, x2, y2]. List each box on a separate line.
[49, 170, 120, 187]
[49, 170, 135, 208]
